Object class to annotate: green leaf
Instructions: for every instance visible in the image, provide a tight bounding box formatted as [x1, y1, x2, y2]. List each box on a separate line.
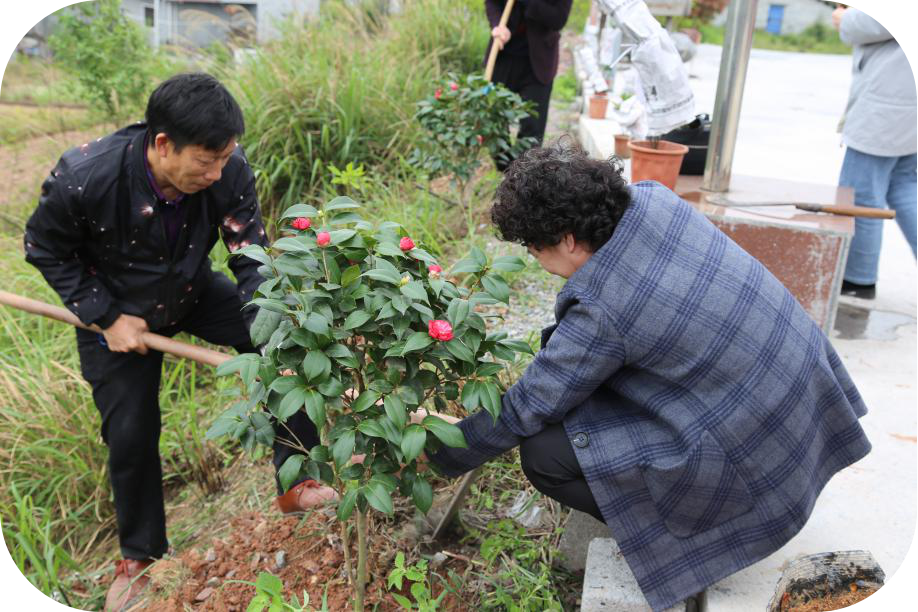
[364, 269, 402, 285]
[444, 338, 475, 363]
[325, 343, 360, 368]
[215, 353, 260, 387]
[481, 274, 511, 304]
[400, 280, 429, 303]
[277, 386, 308, 420]
[461, 381, 480, 411]
[318, 377, 345, 397]
[304, 312, 330, 336]
[412, 477, 434, 513]
[250, 309, 283, 347]
[272, 236, 313, 253]
[343, 310, 372, 330]
[469, 247, 487, 267]
[304, 391, 326, 429]
[400, 425, 427, 462]
[402, 331, 433, 354]
[447, 298, 470, 327]
[357, 419, 386, 438]
[480, 381, 503, 421]
[302, 351, 332, 382]
[269, 375, 302, 394]
[255, 571, 283, 597]
[423, 416, 467, 448]
[236, 243, 272, 266]
[310, 444, 329, 463]
[384, 394, 407, 429]
[500, 339, 535, 355]
[332, 430, 355, 467]
[476, 362, 504, 377]
[324, 195, 360, 212]
[281, 203, 319, 219]
[250, 298, 288, 314]
[337, 489, 359, 521]
[328, 229, 357, 244]
[375, 242, 405, 258]
[340, 264, 362, 287]
[450, 258, 481, 275]
[363, 482, 394, 515]
[491, 255, 526, 272]
[351, 390, 380, 413]
[278, 455, 305, 492]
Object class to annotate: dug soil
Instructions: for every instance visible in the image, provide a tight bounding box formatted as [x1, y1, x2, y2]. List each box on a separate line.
[143, 508, 470, 611]
[782, 586, 878, 611]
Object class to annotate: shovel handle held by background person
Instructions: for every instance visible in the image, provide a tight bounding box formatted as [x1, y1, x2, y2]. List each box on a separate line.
[484, 0, 516, 82]
[794, 203, 896, 219]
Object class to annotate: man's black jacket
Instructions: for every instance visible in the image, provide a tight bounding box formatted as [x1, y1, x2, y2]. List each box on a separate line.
[24, 123, 268, 332]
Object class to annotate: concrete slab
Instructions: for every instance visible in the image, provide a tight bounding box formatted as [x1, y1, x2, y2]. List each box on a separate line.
[557, 510, 612, 572]
[575, 44, 916, 610]
[581, 538, 692, 612]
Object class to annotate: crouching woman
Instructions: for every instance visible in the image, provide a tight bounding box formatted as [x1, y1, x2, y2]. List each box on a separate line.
[428, 143, 871, 611]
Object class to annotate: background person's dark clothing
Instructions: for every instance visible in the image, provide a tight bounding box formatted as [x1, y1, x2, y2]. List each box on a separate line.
[484, 0, 573, 168]
[485, 0, 573, 86]
[24, 123, 266, 331]
[76, 273, 320, 559]
[25, 123, 318, 561]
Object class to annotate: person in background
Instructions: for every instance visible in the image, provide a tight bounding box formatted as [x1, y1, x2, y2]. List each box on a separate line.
[24, 73, 333, 611]
[833, 5, 916, 299]
[487, 0, 573, 170]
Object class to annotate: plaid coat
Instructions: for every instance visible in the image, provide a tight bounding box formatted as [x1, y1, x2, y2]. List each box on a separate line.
[431, 181, 871, 611]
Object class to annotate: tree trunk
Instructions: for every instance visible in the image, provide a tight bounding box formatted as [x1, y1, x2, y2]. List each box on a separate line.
[355, 509, 368, 610]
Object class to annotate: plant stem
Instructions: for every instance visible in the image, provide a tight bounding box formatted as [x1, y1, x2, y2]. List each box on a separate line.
[341, 518, 354, 588]
[356, 508, 368, 611]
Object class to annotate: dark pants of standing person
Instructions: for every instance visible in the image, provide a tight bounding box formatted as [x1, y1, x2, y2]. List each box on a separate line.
[77, 272, 319, 560]
[492, 53, 554, 172]
[519, 423, 603, 522]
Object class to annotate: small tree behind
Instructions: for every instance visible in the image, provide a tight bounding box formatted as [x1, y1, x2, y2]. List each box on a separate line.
[49, 0, 153, 123]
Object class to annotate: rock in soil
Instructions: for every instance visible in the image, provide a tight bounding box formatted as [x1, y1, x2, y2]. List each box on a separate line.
[194, 587, 215, 602]
[205, 577, 220, 588]
[204, 548, 217, 563]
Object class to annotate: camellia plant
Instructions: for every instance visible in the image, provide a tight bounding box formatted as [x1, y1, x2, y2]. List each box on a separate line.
[207, 196, 532, 609]
[410, 72, 536, 208]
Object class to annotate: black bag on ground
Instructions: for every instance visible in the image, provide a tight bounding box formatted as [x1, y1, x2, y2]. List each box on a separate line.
[662, 113, 711, 175]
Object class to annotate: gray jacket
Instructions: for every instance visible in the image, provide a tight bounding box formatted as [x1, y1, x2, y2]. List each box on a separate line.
[432, 181, 871, 611]
[839, 9, 917, 157]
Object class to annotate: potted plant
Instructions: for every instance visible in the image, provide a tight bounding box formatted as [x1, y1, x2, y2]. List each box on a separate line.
[208, 196, 533, 610]
[628, 138, 689, 190]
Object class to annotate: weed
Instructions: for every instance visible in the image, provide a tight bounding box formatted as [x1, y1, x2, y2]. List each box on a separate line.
[387, 552, 447, 611]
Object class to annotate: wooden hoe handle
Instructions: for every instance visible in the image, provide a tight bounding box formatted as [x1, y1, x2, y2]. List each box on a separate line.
[484, 0, 517, 82]
[0, 290, 231, 367]
[795, 204, 897, 219]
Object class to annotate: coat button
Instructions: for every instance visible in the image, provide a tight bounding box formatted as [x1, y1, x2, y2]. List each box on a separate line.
[572, 432, 589, 448]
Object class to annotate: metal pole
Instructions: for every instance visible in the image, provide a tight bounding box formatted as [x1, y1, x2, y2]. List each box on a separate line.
[701, 0, 759, 193]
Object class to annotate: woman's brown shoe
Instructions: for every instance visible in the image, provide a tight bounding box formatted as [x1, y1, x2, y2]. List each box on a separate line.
[276, 479, 339, 514]
[104, 558, 153, 612]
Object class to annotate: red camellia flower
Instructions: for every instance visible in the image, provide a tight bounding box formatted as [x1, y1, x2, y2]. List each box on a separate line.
[449, 82, 458, 91]
[428, 319, 453, 341]
[428, 264, 442, 278]
[316, 231, 331, 247]
[291, 217, 311, 230]
[399, 236, 415, 251]
[434, 88, 443, 100]
[476, 135, 484, 145]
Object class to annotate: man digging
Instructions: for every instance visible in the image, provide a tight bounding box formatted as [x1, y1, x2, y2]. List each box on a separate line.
[23, 73, 336, 611]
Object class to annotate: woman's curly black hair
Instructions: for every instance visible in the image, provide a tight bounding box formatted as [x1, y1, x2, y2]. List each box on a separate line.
[491, 141, 631, 252]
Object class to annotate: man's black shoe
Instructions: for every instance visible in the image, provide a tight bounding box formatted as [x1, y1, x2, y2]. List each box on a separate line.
[841, 280, 876, 300]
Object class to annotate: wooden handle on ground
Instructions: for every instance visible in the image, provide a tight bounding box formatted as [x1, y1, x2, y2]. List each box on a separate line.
[795, 204, 896, 219]
[484, 0, 517, 82]
[0, 290, 232, 367]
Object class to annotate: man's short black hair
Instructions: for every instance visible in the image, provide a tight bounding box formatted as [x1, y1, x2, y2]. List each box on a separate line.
[491, 141, 632, 252]
[145, 73, 244, 152]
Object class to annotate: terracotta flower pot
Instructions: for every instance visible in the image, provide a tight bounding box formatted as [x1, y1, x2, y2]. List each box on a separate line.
[588, 94, 609, 119]
[628, 140, 689, 190]
[614, 133, 631, 159]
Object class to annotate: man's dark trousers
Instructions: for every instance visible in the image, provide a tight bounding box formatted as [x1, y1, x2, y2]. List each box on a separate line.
[77, 272, 318, 560]
[492, 53, 553, 171]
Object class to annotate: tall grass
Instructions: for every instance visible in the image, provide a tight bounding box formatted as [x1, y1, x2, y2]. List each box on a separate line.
[224, 0, 490, 220]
